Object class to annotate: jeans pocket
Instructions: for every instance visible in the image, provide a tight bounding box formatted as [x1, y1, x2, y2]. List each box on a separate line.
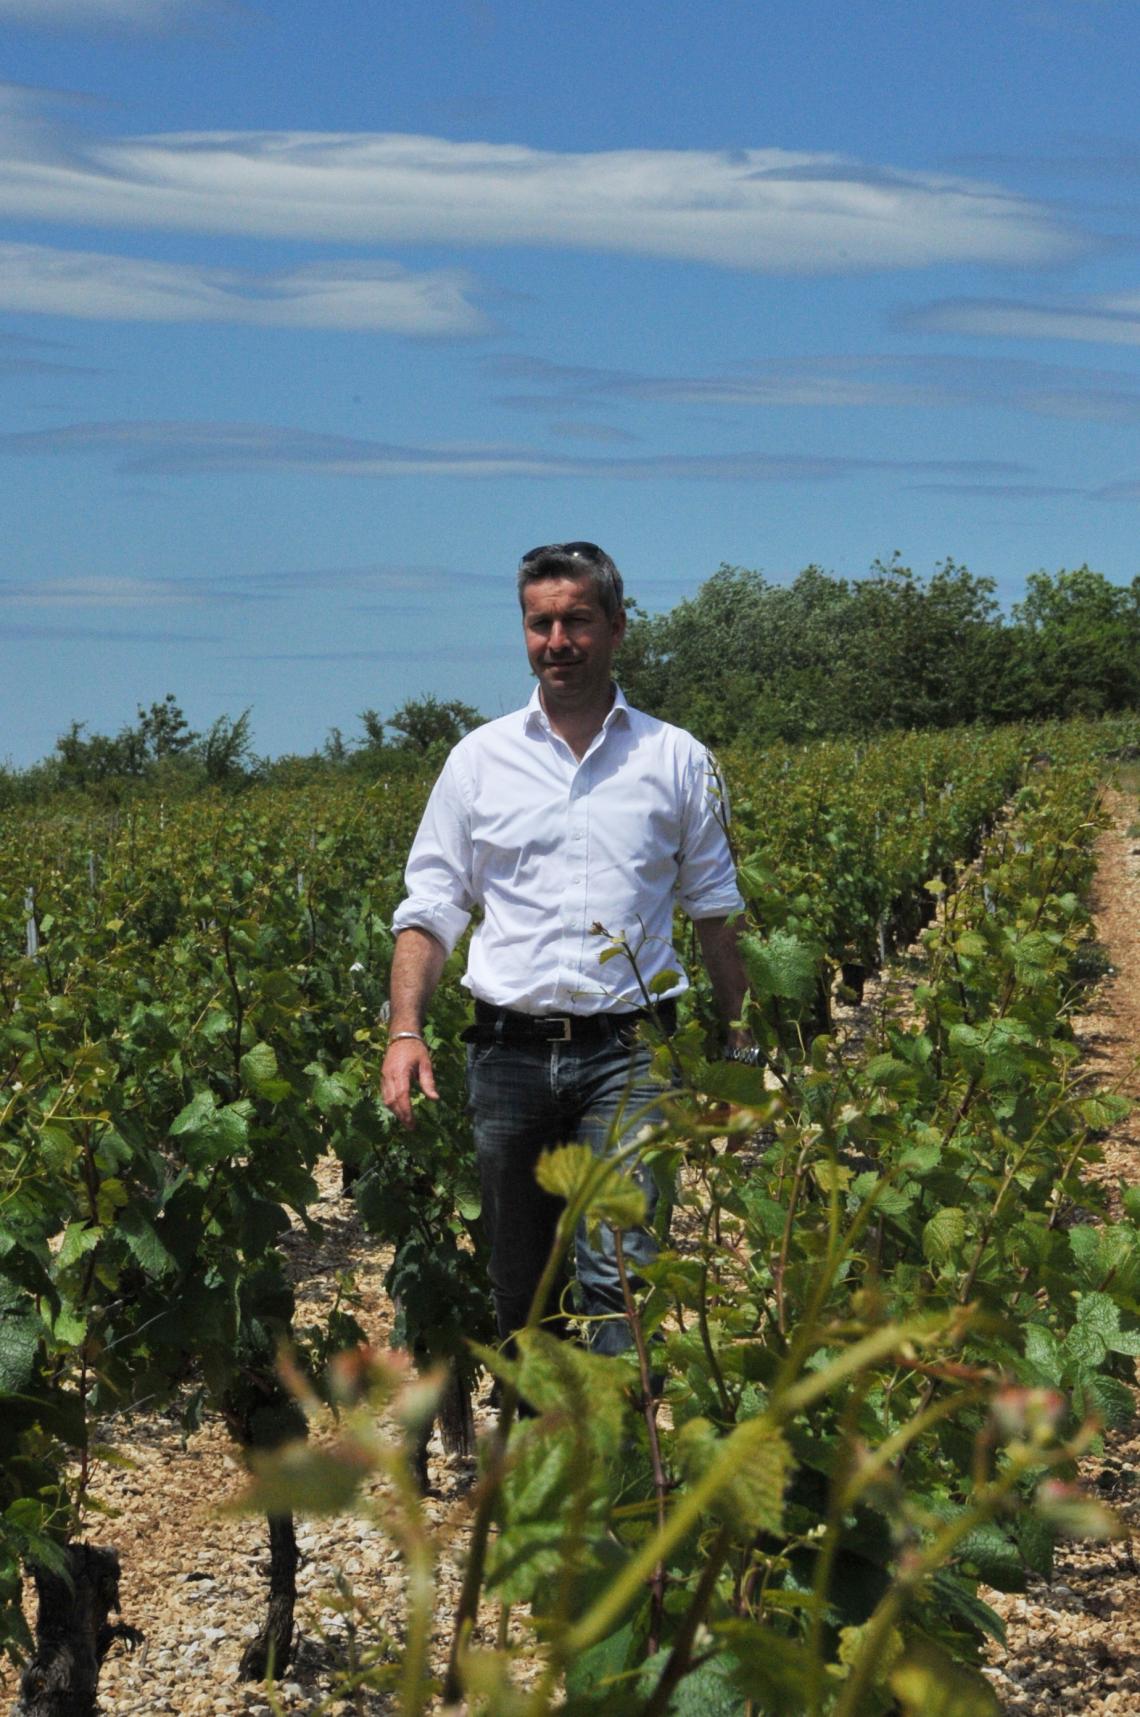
[465, 1037, 500, 1083]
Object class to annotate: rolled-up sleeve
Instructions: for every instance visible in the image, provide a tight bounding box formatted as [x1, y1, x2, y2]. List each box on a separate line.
[676, 748, 745, 920]
[391, 751, 475, 955]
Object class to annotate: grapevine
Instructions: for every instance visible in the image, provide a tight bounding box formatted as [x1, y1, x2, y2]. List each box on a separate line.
[0, 717, 1136, 1713]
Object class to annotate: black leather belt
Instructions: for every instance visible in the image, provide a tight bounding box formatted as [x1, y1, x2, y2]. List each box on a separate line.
[469, 997, 677, 1043]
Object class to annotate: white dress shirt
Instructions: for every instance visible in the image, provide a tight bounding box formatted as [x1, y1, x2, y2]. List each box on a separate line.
[391, 685, 744, 1014]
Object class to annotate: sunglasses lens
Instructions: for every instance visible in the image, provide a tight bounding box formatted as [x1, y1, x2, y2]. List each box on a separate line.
[520, 541, 603, 567]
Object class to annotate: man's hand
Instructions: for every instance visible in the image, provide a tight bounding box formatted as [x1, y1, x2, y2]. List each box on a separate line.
[381, 1036, 439, 1129]
[381, 928, 448, 1128]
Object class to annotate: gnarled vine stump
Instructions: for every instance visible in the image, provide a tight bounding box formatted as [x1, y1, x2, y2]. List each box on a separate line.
[19, 1543, 141, 1717]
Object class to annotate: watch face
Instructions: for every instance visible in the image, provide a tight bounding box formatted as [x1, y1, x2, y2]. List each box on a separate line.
[726, 1045, 761, 1066]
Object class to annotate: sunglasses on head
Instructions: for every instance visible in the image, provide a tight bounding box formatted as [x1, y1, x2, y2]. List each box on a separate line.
[519, 541, 607, 568]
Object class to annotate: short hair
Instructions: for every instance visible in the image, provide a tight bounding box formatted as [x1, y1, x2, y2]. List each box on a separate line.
[516, 541, 624, 620]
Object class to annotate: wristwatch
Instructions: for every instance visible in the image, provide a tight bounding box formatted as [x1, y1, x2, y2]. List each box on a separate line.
[723, 1044, 762, 1066]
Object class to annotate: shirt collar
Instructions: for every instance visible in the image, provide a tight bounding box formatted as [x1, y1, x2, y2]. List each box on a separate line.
[524, 682, 631, 735]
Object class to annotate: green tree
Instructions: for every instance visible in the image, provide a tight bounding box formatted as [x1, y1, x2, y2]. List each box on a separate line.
[136, 694, 198, 761]
[834, 557, 1004, 731]
[357, 708, 387, 749]
[619, 565, 778, 743]
[384, 696, 484, 755]
[619, 557, 1063, 742]
[1013, 566, 1140, 717]
[200, 710, 254, 784]
[52, 721, 133, 787]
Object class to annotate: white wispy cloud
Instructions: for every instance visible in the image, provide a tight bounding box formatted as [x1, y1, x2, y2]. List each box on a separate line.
[1094, 477, 1140, 500]
[0, 562, 490, 610]
[904, 481, 1087, 498]
[0, 103, 1085, 273]
[0, 0, 204, 24]
[902, 293, 1140, 346]
[494, 353, 943, 412]
[1, 621, 221, 644]
[1, 574, 194, 606]
[492, 352, 1140, 423]
[547, 421, 640, 444]
[0, 417, 1027, 482]
[228, 645, 505, 665]
[0, 243, 486, 334]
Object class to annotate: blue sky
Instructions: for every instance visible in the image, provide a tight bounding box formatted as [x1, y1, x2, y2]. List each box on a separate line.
[3, 0, 1140, 765]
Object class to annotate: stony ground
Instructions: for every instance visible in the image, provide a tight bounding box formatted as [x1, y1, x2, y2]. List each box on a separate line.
[4, 782, 1139, 1716]
[4, 1171, 431, 1716]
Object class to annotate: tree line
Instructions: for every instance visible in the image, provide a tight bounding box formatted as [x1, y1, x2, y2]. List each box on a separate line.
[0, 694, 484, 804]
[3, 560, 1137, 803]
[619, 558, 1140, 748]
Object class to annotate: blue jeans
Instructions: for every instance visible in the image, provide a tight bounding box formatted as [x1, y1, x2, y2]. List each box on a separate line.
[466, 1030, 669, 1357]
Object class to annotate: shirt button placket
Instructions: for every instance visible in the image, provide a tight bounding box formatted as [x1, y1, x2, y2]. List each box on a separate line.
[559, 778, 581, 994]
[566, 770, 588, 982]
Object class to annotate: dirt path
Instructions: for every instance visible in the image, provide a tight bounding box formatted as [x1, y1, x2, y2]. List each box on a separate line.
[983, 785, 1140, 1716]
[4, 784, 1139, 1716]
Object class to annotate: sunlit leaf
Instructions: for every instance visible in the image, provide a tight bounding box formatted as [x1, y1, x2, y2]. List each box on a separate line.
[240, 1040, 280, 1097]
[534, 1144, 646, 1230]
[231, 1437, 374, 1517]
[922, 1207, 967, 1266]
[675, 1415, 791, 1533]
[891, 1639, 1001, 1715]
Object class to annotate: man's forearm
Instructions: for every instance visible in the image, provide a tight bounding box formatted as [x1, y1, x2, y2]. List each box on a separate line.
[382, 928, 446, 1129]
[695, 914, 750, 1038]
[388, 926, 448, 1032]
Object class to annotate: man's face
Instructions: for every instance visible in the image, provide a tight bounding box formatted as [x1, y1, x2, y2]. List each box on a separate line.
[522, 574, 626, 714]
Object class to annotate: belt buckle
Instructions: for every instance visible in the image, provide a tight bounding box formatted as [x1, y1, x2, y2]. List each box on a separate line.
[551, 1015, 573, 1042]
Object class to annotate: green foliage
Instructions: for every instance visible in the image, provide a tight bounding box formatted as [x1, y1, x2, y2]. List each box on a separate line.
[161, 737, 1135, 1714]
[0, 691, 485, 804]
[348, 695, 487, 779]
[5, 557, 1138, 814]
[1014, 566, 1140, 719]
[620, 558, 1140, 745]
[1, 721, 1136, 1709]
[535, 1144, 648, 1234]
[0, 774, 442, 1656]
[384, 694, 485, 755]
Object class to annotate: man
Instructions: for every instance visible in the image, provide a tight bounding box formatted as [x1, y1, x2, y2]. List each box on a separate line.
[381, 541, 752, 1357]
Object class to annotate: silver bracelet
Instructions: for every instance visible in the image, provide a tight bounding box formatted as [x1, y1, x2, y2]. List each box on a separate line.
[388, 1031, 426, 1045]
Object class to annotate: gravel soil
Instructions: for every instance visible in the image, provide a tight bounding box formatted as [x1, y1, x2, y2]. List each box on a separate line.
[3, 1135, 493, 1714]
[3, 784, 1138, 1716]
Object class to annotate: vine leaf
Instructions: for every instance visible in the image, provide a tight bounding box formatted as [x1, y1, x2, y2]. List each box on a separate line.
[233, 1437, 374, 1517]
[675, 1415, 791, 1533]
[890, 1639, 1001, 1715]
[118, 1206, 176, 1278]
[922, 1207, 968, 1266]
[240, 1041, 290, 1100]
[694, 1059, 773, 1107]
[535, 1144, 646, 1231]
[169, 1090, 251, 1166]
[0, 1278, 41, 1393]
[740, 929, 819, 1005]
[636, 1648, 742, 1714]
